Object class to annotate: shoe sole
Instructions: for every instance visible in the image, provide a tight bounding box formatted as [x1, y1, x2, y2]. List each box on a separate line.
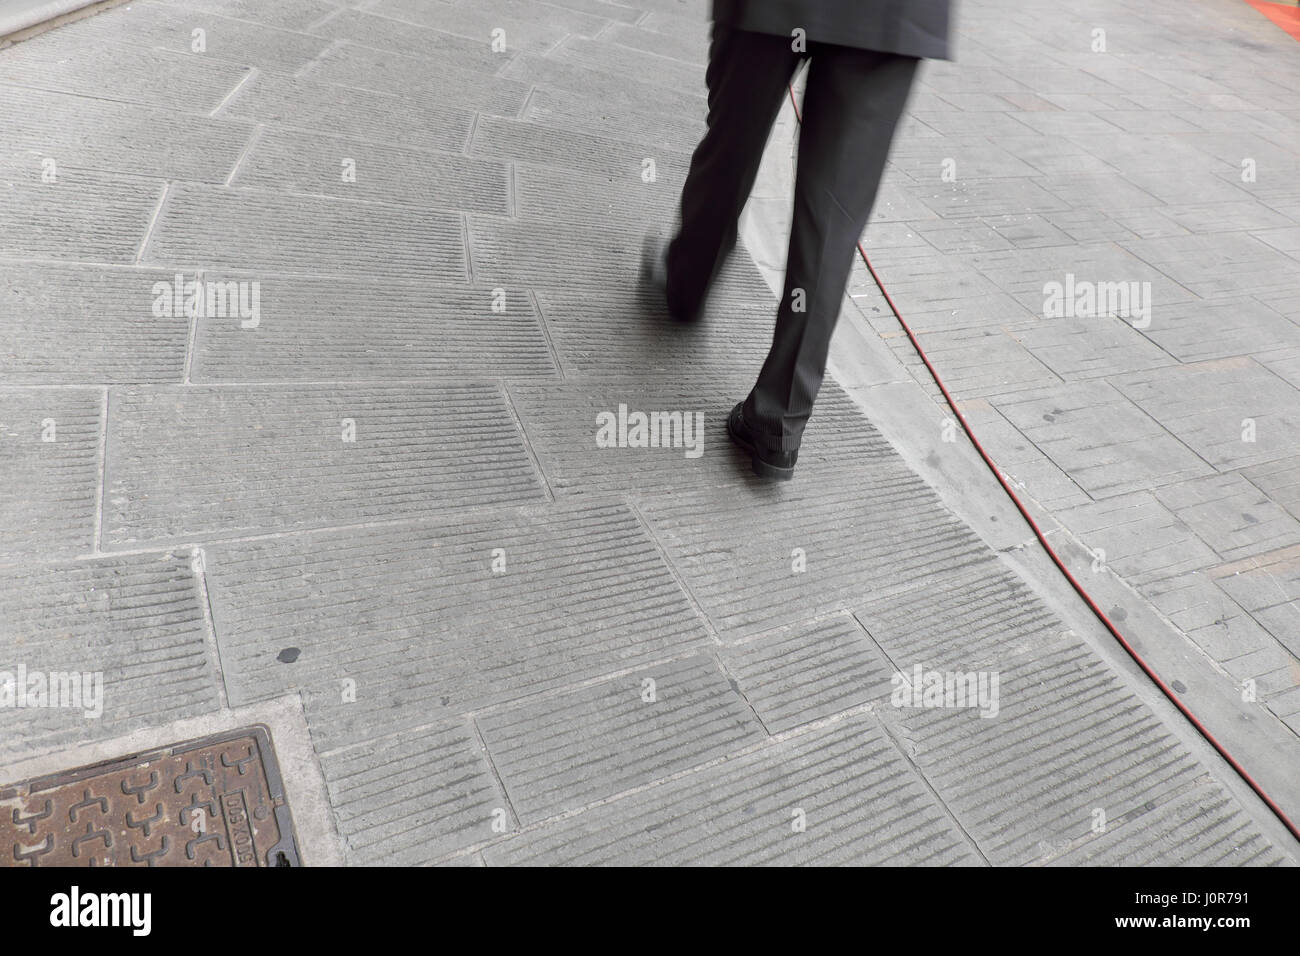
[727, 414, 795, 481]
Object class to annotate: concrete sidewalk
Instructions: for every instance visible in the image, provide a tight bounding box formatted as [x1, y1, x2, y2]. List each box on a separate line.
[0, 0, 1296, 865]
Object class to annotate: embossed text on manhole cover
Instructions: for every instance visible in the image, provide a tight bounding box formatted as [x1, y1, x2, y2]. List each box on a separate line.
[0, 726, 299, 867]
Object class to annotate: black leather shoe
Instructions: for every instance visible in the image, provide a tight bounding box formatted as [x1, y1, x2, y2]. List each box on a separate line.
[727, 402, 797, 481]
[639, 234, 694, 322]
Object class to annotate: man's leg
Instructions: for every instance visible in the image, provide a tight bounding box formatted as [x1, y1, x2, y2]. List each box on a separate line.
[666, 27, 800, 319]
[744, 47, 919, 452]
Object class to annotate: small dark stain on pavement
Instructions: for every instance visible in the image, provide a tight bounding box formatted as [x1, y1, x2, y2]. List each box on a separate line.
[1109, 606, 1128, 622]
[1171, 679, 1187, 694]
[277, 647, 301, 663]
[1242, 512, 1258, 524]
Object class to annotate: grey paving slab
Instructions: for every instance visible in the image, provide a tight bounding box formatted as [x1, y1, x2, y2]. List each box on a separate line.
[883, 325, 1062, 399]
[0, 166, 163, 264]
[471, 114, 693, 182]
[144, 184, 466, 281]
[102, 383, 544, 547]
[522, 86, 705, 154]
[203, 501, 712, 751]
[638, 471, 991, 641]
[150, 0, 342, 31]
[718, 613, 896, 734]
[1118, 233, 1300, 301]
[0, 551, 218, 766]
[48, 2, 332, 72]
[1010, 313, 1174, 381]
[304, 42, 529, 118]
[483, 713, 980, 866]
[1244, 455, 1300, 523]
[467, 213, 638, 288]
[306, 9, 509, 73]
[1153, 472, 1300, 563]
[1112, 358, 1300, 470]
[230, 127, 511, 214]
[366, 0, 611, 52]
[479, 653, 765, 822]
[0, 263, 189, 384]
[0, 33, 250, 113]
[0, 388, 101, 560]
[989, 381, 1215, 498]
[0, 86, 253, 184]
[319, 719, 512, 865]
[854, 561, 1282, 866]
[192, 276, 555, 381]
[501, 51, 706, 125]
[220, 71, 474, 154]
[509, 380, 902, 495]
[1053, 493, 1221, 588]
[1211, 546, 1300, 661]
[514, 160, 682, 228]
[550, 34, 706, 96]
[1136, 296, 1300, 364]
[604, 19, 706, 64]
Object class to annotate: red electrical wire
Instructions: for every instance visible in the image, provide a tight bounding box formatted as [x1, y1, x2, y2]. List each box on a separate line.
[786, 82, 1300, 844]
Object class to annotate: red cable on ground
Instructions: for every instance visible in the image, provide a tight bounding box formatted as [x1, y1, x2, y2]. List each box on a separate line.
[785, 83, 1300, 844]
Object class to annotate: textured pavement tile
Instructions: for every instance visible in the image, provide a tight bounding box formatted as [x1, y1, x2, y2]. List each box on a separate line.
[230, 127, 511, 214]
[0, 389, 101, 559]
[1143, 572, 1284, 666]
[1153, 472, 1300, 562]
[855, 565, 1227, 865]
[50, 2, 332, 72]
[885, 326, 1062, 399]
[957, 399, 1094, 511]
[1112, 358, 1300, 469]
[1047, 780, 1291, 866]
[1009, 314, 1173, 380]
[471, 114, 693, 182]
[306, 9, 508, 73]
[990, 381, 1214, 498]
[145, 184, 466, 280]
[366, 0, 611, 51]
[1054, 493, 1221, 587]
[0, 166, 163, 264]
[719, 613, 895, 734]
[1211, 546, 1300, 660]
[0, 35, 249, 113]
[605, 19, 707, 64]
[638, 472, 990, 640]
[319, 719, 511, 865]
[479, 653, 765, 822]
[467, 213, 640, 288]
[1158, 202, 1296, 235]
[1136, 296, 1300, 363]
[549, 35, 706, 96]
[220, 71, 474, 154]
[514, 160, 681, 228]
[509, 380, 901, 495]
[1118, 233, 1300, 300]
[522, 87, 705, 154]
[203, 501, 711, 750]
[149, 0, 340, 30]
[0, 551, 217, 765]
[483, 714, 979, 866]
[304, 41, 529, 118]
[192, 277, 555, 381]
[0, 86, 252, 184]
[912, 178, 1070, 220]
[1244, 455, 1300, 522]
[0, 263, 189, 385]
[102, 383, 543, 546]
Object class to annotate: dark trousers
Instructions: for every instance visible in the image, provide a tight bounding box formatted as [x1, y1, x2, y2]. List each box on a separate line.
[667, 27, 918, 452]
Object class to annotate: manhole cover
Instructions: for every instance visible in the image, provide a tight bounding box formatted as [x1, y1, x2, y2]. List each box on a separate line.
[0, 726, 299, 867]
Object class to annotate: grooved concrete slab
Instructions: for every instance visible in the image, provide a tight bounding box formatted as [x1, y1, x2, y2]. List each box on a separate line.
[0, 263, 189, 384]
[102, 384, 544, 546]
[484, 714, 979, 866]
[305, 42, 529, 118]
[854, 561, 1281, 865]
[638, 474, 992, 640]
[203, 502, 712, 750]
[0, 86, 253, 183]
[144, 184, 466, 280]
[366, 0, 611, 52]
[0, 34, 250, 113]
[306, 9, 509, 73]
[471, 115, 693, 182]
[319, 721, 511, 865]
[0, 166, 163, 264]
[478, 654, 765, 822]
[0, 388, 101, 559]
[500, 52, 706, 121]
[0, 551, 217, 765]
[230, 127, 511, 214]
[509, 380, 906, 493]
[50, 2, 332, 72]
[719, 613, 896, 734]
[149, 0, 340, 31]
[192, 277, 554, 381]
[220, 71, 474, 155]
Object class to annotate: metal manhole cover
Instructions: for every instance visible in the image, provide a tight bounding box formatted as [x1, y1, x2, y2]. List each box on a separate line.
[0, 726, 299, 867]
